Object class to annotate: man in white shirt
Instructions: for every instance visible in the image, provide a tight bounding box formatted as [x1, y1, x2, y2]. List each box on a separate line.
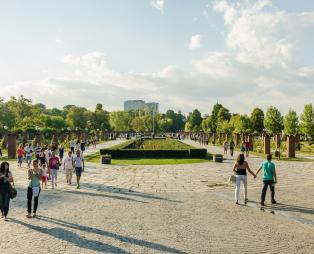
[63, 151, 74, 185]
[24, 143, 33, 168]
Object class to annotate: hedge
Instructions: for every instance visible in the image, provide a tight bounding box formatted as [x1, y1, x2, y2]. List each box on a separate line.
[100, 148, 207, 159]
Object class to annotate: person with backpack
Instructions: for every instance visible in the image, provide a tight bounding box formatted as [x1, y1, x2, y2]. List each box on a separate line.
[255, 154, 278, 206]
[0, 162, 14, 221]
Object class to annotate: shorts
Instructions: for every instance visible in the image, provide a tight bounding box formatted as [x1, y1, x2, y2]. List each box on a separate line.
[26, 155, 32, 161]
[17, 156, 23, 163]
[75, 167, 82, 177]
[41, 176, 48, 183]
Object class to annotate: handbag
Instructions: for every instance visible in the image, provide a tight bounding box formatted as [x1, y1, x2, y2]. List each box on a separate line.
[9, 180, 17, 199]
[228, 175, 236, 184]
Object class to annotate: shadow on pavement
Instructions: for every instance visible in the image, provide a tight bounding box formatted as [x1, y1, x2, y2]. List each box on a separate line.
[10, 219, 131, 253]
[34, 215, 187, 254]
[80, 182, 183, 203]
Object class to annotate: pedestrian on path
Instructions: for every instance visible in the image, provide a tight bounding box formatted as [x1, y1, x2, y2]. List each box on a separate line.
[24, 143, 33, 168]
[73, 150, 84, 189]
[41, 164, 48, 189]
[27, 160, 42, 218]
[64, 151, 74, 185]
[229, 140, 235, 157]
[70, 139, 75, 153]
[16, 144, 25, 167]
[255, 154, 277, 206]
[223, 140, 229, 155]
[0, 162, 14, 221]
[232, 153, 256, 205]
[58, 144, 64, 163]
[49, 151, 60, 189]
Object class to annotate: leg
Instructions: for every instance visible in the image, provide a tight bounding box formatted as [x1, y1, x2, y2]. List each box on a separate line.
[235, 176, 241, 202]
[242, 176, 248, 200]
[33, 189, 41, 214]
[0, 193, 4, 216]
[261, 181, 269, 205]
[269, 181, 276, 202]
[3, 192, 10, 217]
[27, 187, 33, 214]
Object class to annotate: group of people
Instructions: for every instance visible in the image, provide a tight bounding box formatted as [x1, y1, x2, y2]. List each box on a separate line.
[232, 153, 277, 207]
[0, 139, 86, 222]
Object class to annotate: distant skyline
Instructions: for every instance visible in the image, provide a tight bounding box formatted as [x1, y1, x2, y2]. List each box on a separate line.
[0, 0, 314, 115]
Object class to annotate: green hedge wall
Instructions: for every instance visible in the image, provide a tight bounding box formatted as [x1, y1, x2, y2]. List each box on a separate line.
[100, 148, 207, 159]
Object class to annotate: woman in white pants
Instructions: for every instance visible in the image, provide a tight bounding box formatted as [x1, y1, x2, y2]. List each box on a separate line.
[232, 153, 255, 205]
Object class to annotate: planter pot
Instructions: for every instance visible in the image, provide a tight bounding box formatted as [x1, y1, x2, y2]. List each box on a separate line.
[213, 154, 223, 163]
[101, 157, 111, 164]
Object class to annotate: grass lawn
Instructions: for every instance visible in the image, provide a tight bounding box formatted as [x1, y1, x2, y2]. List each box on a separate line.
[85, 152, 211, 165]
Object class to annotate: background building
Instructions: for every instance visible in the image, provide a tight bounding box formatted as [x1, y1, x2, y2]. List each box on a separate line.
[124, 100, 159, 113]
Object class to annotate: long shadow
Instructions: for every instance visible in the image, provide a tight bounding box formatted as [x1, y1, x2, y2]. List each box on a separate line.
[36, 215, 187, 254]
[81, 182, 183, 203]
[10, 219, 130, 253]
[249, 201, 314, 215]
[64, 190, 148, 203]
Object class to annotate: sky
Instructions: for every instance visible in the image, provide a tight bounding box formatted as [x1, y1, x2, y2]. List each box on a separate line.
[0, 0, 314, 115]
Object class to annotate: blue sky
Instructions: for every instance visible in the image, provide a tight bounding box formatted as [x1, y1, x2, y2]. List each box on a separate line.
[0, 0, 314, 114]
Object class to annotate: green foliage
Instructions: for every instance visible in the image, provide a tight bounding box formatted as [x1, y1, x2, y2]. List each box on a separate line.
[284, 109, 299, 136]
[264, 106, 283, 135]
[230, 114, 251, 134]
[109, 111, 133, 132]
[185, 109, 202, 132]
[251, 108, 264, 133]
[300, 104, 314, 140]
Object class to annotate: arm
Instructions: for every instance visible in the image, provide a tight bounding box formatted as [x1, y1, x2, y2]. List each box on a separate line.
[255, 167, 262, 177]
[273, 169, 277, 184]
[246, 163, 255, 177]
[28, 170, 32, 180]
[232, 163, 237, 173]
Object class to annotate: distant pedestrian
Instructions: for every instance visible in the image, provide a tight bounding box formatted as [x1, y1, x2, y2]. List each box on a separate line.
[223, 140, 229, 155]
[24, 143, 33, 168]
[0, 162, 14, 221]
[255, 154, 277, 206]
[35, 143, 41, 161]
[27, 160, 42, 218]
[70, 139, 75, 153]
[73, 150, 84, 189]
[58, 144, 64, 163]
[232, 154, 256, 205]
[49, 151, 60, 189]
[245, 141, 250, 157]
[16, 144, 25, 167]
[229, 140, 235, 157]
[64, 151, 74, 185]
[41, 164, 48, 189]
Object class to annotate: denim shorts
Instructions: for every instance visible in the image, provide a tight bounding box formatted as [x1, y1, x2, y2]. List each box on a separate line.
[75, 167, 82, 177]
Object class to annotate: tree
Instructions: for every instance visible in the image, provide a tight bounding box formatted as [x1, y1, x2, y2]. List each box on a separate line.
[217, 107, 231, 133]
[185, 109, 202, 132]
[250, 108, 264, 133]
[230, 114, 251, 134]
[210, 103, 224, 132]
[284, 109, 299, 136]
[264, 106, 283, 135]
[66, 106, 88, 129]
[109, 111, 132, 132]
[300, 104, 314, 140]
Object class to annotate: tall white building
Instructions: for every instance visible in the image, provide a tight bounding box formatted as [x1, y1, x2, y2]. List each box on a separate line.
[124, 100, 159, 112]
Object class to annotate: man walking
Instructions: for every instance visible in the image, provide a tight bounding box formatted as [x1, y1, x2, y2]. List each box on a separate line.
[229, 140, 235, 157]
[255, 154, 277, 206]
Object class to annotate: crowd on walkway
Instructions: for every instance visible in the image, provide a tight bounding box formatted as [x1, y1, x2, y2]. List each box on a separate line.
[0, 139, 86, 222]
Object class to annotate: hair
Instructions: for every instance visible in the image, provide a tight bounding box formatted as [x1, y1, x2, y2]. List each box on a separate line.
[237, 153, 245, 165]
[32, 159, 39, 165]
[0, 162, 10, 175]
[267, 154, 272, 161]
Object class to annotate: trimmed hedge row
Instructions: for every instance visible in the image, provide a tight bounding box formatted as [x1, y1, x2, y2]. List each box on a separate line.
[100, 148, 208, 159]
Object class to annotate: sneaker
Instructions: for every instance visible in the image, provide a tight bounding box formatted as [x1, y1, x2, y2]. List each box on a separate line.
[235, 200, 239, 205]
[271, 200, 277, 204]
[77, 184, 80, 189]
[260, 202, 265, 206]
[26, 214, 32, 219]
[33, 213, 36, 218]
[244, 198, 248, 204]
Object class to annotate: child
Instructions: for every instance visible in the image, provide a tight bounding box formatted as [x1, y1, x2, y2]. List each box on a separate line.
[39, 149, 46, 167]
[41, 164, 48, 189]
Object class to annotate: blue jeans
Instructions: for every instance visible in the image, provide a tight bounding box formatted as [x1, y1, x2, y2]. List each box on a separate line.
[0, 191, 10, 216]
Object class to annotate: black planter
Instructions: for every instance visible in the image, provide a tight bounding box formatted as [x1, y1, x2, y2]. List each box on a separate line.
[213, 154, 223, 163]
[101, 157, 111, 164]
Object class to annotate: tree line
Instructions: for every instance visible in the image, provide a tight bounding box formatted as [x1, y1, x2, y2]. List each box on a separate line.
[0, 96, 313, 140]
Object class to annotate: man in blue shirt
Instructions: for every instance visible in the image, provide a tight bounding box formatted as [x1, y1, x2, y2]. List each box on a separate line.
[255, 154, 277, 206]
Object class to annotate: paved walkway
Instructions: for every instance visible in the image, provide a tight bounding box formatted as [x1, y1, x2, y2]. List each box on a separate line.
[0, 140, 313, 253]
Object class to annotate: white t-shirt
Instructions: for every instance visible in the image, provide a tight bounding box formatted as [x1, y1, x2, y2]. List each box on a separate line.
[70, 140, 75, 148]
[73, 155, 83, 168]
[64, 156, 73, 169]
[25, 146, 33, 157]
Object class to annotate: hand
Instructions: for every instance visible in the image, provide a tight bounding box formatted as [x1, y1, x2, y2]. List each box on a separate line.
[274, 179, 277, 184]
[254, 174, 257, 179]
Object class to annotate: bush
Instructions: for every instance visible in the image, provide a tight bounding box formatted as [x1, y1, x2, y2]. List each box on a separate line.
[100, 149, 190, 158]
[189, 149, 207, 158]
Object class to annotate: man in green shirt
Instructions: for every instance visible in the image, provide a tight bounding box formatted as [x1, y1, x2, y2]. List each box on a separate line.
[255, 154, 277, 206]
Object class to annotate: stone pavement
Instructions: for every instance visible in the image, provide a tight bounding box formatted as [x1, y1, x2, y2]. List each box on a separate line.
[0, 140, 313, 253]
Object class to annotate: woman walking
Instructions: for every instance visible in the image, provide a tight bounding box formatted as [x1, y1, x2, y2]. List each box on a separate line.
[0, 162, 14, 221]
[27, 160, 42, 218]
[232, 153, 255, 205]
[49, 151, 60, 189]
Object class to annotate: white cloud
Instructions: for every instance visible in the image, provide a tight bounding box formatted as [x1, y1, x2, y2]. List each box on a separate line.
[151, 0, 165, 13]
[189, 34, 202, 50]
